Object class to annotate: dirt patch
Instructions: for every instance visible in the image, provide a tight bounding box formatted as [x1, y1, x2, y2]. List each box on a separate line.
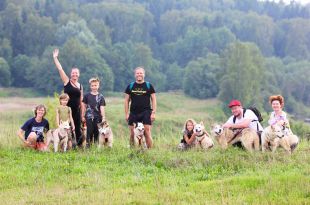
[0, 97, 43, 112]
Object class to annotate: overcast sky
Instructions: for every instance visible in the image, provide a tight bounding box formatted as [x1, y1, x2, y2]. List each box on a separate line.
[260, 0, 310, 4]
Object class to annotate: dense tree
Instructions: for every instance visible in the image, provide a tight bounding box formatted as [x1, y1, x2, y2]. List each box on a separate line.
[79, 2, 154, 44]
[0, 38, 12, 61]
[0, 0, 309, 117]
[55, 20, 97, 46]
[0, 57, 11, 87]
[165, 63, 183, 91]
[10, 55, 33, 87]
[280, 18, 310, 60]
[184, 53, 221, 99]
[22, 14, 56, 56]
[218, 42, 265, 108]
[158, 9, 206, 43]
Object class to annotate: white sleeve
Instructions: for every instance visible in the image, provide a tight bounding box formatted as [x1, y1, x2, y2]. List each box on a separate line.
[225, 116, 234, 124]
[244, 110, 257, 121]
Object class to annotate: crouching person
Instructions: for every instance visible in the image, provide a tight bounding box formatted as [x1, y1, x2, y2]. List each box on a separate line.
[178, 119, 198, 150]
[17, 104, 49, 151]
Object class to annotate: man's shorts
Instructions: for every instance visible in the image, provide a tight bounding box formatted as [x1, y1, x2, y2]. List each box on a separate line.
[128, 110, 152, 126]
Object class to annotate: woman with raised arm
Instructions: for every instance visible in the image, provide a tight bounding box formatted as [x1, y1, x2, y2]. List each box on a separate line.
[53, 48, 83, 147]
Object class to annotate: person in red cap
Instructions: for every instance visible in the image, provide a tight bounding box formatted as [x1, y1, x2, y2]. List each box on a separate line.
[223, 99, 263, 133]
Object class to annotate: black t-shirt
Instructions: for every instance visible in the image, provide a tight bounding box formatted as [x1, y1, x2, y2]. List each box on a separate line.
[82, 93, 106, 120]
[64, 81, 82, 112]
[124, 82, 156, 114]
[181, 130, 194, 144]
[21, 117, 49, 142]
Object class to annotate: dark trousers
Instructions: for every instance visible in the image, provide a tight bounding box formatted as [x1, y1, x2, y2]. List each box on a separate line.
[86, 118, 100, 146]
[71, 108, 82, 146]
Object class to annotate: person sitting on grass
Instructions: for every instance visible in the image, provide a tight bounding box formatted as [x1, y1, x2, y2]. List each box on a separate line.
[178, 119, 198, 150]
[17, 104, 49, 151]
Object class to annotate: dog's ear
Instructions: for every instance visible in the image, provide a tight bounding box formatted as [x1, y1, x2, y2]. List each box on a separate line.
[200, 121, 204, 125]
[133, 122, 136, 128]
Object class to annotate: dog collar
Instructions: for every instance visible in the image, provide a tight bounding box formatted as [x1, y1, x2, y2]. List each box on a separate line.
[196, 132, 205, 138]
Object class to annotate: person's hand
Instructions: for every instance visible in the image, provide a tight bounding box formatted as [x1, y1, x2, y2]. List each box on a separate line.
[81, 117, 86, 123]
[23, 140, 29, 145]
[151, 112, 156, 122]
[125, 114, 129, 122]
[53, 48, 59, 58]
[72, 126, 75, 131]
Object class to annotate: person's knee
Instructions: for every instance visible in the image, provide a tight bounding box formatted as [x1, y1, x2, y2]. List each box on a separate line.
[27, 132, 37, 142]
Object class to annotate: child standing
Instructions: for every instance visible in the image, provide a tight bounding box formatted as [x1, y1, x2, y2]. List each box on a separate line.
[56, 93, 75, 149]
[81, 77, 106, 147]
[178, 119, 198, 150]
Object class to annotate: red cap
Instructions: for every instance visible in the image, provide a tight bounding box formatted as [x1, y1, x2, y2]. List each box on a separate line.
[228, 99, 242, 108]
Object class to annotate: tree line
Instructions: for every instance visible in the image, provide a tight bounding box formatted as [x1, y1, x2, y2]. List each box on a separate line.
[0, 0, 310, 117]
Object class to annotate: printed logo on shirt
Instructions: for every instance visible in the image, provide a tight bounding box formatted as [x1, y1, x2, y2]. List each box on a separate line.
[132, 88, 146, 95]
[31, 126, 44, 135]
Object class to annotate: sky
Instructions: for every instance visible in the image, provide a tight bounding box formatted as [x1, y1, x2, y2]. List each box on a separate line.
[262, 0, 310, 4]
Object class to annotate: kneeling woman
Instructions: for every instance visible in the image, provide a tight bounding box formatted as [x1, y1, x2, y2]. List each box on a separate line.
[17, 104, 49, 151]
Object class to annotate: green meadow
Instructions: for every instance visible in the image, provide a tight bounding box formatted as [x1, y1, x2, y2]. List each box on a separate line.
[0, 92, 309, 205]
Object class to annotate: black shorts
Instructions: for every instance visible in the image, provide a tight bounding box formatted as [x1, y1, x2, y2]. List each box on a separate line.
[128, 110, 152, 126]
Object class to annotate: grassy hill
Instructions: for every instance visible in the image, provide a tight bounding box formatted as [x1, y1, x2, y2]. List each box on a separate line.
[0, 92, 309, 204]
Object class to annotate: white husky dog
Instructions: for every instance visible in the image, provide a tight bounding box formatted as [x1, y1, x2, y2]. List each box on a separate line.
[46, 120, 71, 152]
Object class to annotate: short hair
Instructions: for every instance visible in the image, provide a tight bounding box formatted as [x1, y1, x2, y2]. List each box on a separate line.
[269, 95, 284, 107]
[59, 93, 69, 101]
[33, 104, 47, 117]
[134, 66, 145, 74]
[89, 77, 100, 84]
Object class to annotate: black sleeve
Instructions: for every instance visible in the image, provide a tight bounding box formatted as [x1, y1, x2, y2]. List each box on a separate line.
[82, 93, 88, 104]
[45, 120, 50, 132]
[100, 95, 106, 106]
[150, 83, 156, 94]
[124, 84, 131, 95]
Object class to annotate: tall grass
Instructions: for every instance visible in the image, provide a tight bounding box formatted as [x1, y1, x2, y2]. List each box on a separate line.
[0, 92, 310, 205]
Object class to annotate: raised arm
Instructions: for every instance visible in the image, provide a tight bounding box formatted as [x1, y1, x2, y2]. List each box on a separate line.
[53, 48, 69, 85]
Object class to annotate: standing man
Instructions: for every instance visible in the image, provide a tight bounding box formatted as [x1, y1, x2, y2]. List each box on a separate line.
[124, 67, 156, 148]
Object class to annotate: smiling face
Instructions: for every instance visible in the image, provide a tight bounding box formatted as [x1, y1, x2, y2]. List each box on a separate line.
[70, 68, 80, 81]
[90, 81, 100, 92]
[230, 106, 242, 117]
[271, 100, 282, 113]
[36, 108, 45, 118]
[134, 68, 145, 83]
[186, 121, 194, 132]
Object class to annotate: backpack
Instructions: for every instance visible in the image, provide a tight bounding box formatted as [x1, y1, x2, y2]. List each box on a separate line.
[129, 81, 151, 91]
[233, 106, 263, 123]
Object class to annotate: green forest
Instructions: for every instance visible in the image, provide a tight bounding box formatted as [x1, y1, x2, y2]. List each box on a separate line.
[0, 0, 310, 117]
